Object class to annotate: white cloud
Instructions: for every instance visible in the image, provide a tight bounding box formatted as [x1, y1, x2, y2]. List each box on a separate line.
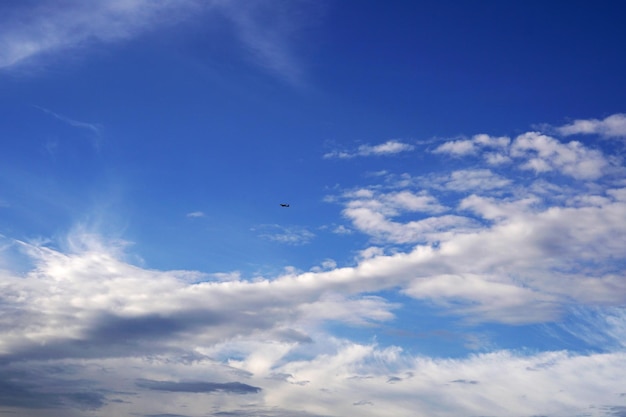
[332, 224, 353, 234]
[246, 341, 626, 417]
[473, 133, 511, 148]
[436, 169, 512, 192]
[253, 224, 315, 245]
[0, 0, 202, 70]
[484, 151, 512, 165]
[337, 188, 461, 244]
[325, 163, 626, 319]
[433, 134, 510, 158]
[10, 189, 626, 363]
[2, 167, 626, 414]
[558, 307, 626, 350]
[186, 211, 205, 218]
[365, 140, 415, 155]
[2, 113, 626, 415]
[215, 0, 320, 85]
[556, 113, 626, 138]
[459, 194, 541, 221]
[511, 132, 608, 179]
[298, 294, 398, 326]
[324, 140, 415, 159]
[404, 273, 560, 324]
[309, 259, 337, 272]
[432, 139, 476, 156]
[0, 0, 313, 83]
[34, 105, 103, 136]
[432, 131, 612, 179]
[3, 338, 624, 417]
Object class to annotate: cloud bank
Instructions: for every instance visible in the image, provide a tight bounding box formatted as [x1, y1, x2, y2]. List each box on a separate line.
[1, 115, 625, 416]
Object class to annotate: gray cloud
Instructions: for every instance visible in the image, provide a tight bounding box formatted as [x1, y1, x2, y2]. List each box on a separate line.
[136, 379, 261, 394]
[211, 411, 331, 417]
[450, 379, 479, 384]
[605, 406, 626, 417]
[0, 369, 106, 410]
[0, 116, 625, 417]
[144, 414, 193, 417]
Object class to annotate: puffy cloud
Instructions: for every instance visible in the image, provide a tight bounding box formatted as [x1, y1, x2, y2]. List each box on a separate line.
[436, 169, 512, 192]
[337, 187, 469, 244]
[432, 130, 612, 179]
[432, 139, 476, 156]
[0, 201, 624, 415]
[2, 116, 626, 416]
[511, 132, 608, 179]
[5, 180, 624, 368]
[556, 114, 626, 138]
[433, 134, 510, 159]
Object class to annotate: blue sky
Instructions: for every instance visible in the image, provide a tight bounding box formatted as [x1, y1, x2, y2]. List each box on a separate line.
[1, 1, 626, 416]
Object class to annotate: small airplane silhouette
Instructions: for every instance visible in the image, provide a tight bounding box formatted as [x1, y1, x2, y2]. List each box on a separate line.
[280, 203, 290, 207]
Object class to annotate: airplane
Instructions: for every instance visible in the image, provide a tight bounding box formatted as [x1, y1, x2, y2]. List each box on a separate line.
[280, 203, 290, 207]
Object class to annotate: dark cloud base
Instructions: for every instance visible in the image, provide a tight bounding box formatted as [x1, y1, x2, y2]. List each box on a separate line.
[136, 379, 261, 394]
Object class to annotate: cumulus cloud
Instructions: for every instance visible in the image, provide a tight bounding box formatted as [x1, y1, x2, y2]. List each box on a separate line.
[336, 187, 469, 244]
[1, 116, 626, 416]
[435, 169, 512, 192]
[432, 138, 477, 156]
[324, 140, 415, 159]
[556, 114, 626, 138]
[510, 132, 608, 179]
[433, 130, 612, 179]
[433, 134, 510, 159]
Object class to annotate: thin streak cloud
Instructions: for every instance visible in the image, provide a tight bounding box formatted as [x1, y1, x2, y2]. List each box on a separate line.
[324, 140, 415, 159]
[34, 105, 102, 136]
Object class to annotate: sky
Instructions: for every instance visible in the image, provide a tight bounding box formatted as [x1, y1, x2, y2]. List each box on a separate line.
[1, 1, 626, 416]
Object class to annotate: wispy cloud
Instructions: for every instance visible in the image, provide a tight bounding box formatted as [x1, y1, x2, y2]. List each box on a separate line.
[324, 140, 415, 159]
[253, 224, 315, 245]
[216, 1, 318, 85]
[0, 0, 202, 70]
[0, 0, 314, 84]
[34, 105, 103, 137]
[186, 211, 205, 218]
[1, 115, 625, 416]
